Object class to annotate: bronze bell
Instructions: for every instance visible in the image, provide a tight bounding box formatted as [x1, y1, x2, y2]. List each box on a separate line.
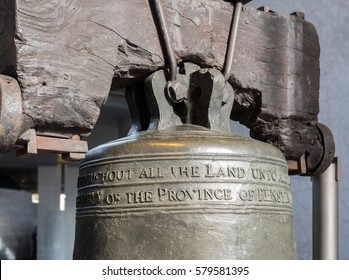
[73, 63, 296, 259]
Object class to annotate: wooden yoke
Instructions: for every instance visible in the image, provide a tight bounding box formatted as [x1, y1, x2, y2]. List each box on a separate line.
[0, 0, 332, 173]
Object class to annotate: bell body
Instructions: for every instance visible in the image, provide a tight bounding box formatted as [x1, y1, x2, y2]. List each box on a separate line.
[73, 125, 296, 259]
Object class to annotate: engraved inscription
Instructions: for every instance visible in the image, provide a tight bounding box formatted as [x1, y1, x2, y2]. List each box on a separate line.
[77, 187, 236, 207]
[171, 166, 200, 178]
[239, 187, 292, 204]
[106, 193, 121, 205]
[77, 185, 292, 208]
[158, 188, 233, 202]
[78, 161, 290, 189]
[76, 191, 102, 207]
[76, 184, 293, 209]
[138, 168, 164, 178]
[76, 159, 292, 215]
[126, 191, 154, 203]
[205, 164, 246, 178]
[78, 169, 134, 186]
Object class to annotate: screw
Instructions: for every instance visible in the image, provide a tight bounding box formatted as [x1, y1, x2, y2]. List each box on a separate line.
[166, 81, 187, 103]
[71, 135, 80, 141]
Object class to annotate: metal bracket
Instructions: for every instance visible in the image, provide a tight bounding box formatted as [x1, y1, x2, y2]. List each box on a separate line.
[15, 129, 88, 161]
[125, 63, 235, 133]
[0, 75, 24, 153]
[288, 154, 307, 175]
[310, 123, 335, 176]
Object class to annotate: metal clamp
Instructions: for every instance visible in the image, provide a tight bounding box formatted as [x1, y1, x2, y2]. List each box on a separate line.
[0, 75, 24, 153]
[288, 154, 307, 175]
[15, 129, 88, 161]
[310, 123, 335, 176]
[126, 63, 235, 133]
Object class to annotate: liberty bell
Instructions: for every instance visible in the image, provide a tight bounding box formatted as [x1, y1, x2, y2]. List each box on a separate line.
[73, 62, 296, 259]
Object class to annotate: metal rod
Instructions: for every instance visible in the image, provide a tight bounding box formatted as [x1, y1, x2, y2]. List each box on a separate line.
[223, 0, 243, 81]
[312, 157, 339, 260]
[149, 0, 177, 82]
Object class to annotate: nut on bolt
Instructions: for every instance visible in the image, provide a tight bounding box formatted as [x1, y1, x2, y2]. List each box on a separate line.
[166, 81, 187, 103]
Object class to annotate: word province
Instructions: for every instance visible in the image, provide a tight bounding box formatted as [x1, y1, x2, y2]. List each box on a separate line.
[77, 187, 233, 206]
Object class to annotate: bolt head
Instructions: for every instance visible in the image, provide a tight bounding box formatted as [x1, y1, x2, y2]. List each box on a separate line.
[167, 81, 187, 103]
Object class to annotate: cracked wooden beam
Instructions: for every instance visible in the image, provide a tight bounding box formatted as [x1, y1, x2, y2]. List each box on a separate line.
[0, 0, 322, 170]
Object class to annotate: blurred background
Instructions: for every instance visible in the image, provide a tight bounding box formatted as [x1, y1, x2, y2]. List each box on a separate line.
[0, 0, 347, 259]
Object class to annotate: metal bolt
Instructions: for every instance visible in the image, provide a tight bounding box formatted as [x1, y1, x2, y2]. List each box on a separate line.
[166, 81, 187, 103]
[71, 134, 81, 141]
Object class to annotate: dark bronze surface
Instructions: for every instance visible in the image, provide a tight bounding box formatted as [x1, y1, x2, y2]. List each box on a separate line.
[74, 125, 295, 259]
